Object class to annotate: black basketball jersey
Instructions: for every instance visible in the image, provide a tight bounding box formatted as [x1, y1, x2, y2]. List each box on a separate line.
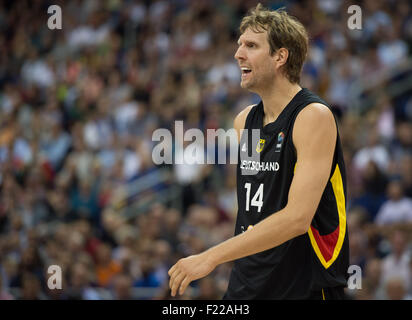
[224, 88, 349, 300]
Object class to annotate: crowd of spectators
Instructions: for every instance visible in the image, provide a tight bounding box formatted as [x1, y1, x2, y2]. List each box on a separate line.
[0, 0, 412, 300]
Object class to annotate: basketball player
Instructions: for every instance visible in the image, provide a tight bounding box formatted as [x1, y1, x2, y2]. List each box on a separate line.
[168, 4, 349, 300]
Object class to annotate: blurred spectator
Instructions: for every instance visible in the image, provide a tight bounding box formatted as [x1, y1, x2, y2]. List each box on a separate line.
[70, 177, 101, 224]
[9, 245, 44, 289]
[377, 29, 409, 68]
[20, 272, 46, 300]
[391, 122, 412, 163]
[67, 262, 101, 300]
[159, 208, 182, 252]
[95, 243, 122, 288]
[0, 276, 14, 300]
[351, 160, 388, 220]
[380, 229, 411, 293]
[400, 154, 412, 197]
[112, 273, 133, 300]
[133, 244, 162, 290]
[384, 277, 409, 300]
[362, 258, 385, 300]
[375, 180, 412, 225]
[348, 226, 368, 271]
[152, 239, 173, 286]
[375, 94, 396, 143]
[353, 129, 390, 173]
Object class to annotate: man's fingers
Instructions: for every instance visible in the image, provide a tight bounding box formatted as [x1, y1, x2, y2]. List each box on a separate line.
[169, 265, 183, 290]
[169, 268, 181, 290]
[179, 276, 191, 296]
[168, 263, 177, 276]
[171, 271, 186, 297]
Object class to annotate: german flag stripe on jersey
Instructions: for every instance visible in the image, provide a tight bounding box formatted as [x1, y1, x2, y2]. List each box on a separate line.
[308, 164, 346, 269]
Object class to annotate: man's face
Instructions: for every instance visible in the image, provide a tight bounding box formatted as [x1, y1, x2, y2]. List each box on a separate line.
[234, 27, 277, 91]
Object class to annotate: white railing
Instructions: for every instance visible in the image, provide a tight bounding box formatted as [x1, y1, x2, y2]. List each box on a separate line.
[347, 57, 412, 114]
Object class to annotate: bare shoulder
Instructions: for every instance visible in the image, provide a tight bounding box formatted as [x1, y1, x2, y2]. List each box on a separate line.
[233, 104, 255, 142]
[294, 103, 336, 133]
[293, 103, 337, 149]
[234, 104, 255, 131]
[296, 103, 335, 122]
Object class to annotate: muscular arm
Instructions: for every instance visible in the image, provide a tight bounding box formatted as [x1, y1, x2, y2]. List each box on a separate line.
[168, 103, 337, 296]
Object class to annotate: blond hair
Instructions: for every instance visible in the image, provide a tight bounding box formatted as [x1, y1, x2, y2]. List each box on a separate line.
[240, 3, 308, 83]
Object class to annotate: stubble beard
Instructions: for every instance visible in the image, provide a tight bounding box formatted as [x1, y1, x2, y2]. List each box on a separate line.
[249, 71, 277, 95]
[240, 76, 257, 92]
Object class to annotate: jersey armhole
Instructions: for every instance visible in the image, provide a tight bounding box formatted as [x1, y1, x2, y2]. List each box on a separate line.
[289, 102, 339, 179]
[242, 103, 258, 129]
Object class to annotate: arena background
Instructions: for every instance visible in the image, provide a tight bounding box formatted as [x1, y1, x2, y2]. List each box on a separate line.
[0, 0, 411, 300]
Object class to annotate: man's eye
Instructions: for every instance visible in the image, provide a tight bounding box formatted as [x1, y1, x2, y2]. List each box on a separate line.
[247, 43, 255, 48]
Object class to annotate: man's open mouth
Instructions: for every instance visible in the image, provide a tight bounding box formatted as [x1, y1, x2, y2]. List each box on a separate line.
[241, 67, 252, 75]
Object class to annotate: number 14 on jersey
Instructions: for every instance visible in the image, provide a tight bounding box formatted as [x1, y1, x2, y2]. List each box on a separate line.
[244, 183, 264, 213]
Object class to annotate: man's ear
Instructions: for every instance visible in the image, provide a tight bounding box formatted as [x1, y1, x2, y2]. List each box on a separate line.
[274, 48, 289, 68]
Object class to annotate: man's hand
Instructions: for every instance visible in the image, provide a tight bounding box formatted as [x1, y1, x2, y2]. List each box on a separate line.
[168, 252, 217, 297]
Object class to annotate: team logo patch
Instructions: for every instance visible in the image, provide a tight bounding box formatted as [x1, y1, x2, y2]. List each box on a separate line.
[275, 132, 284, 152]
[256, 139, 265, 153]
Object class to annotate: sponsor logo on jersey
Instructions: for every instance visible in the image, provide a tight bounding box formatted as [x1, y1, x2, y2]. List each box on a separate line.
[275, 131, 284, 152]
[256, 139, 265, 153]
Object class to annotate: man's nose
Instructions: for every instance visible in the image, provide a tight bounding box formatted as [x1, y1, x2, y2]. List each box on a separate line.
[234, 46, 245, 61]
